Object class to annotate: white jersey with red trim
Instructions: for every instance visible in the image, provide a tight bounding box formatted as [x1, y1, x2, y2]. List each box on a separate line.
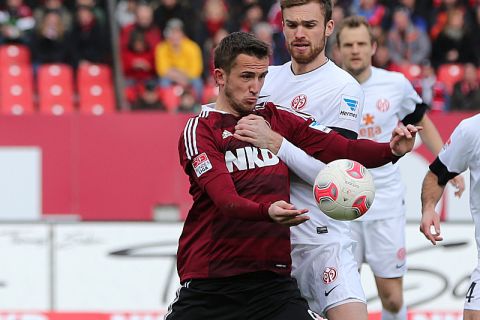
[438, 114, 480, 254]
[356, 67, 422, 221]
[260, 59, 365, 244]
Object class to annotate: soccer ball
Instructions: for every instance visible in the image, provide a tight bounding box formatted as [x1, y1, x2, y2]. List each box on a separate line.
[313, 159, 375, 221]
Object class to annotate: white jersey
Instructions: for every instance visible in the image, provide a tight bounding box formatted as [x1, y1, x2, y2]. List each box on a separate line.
[438, 114, 480, 256]
[356, 67, 422, 221]
[260, 59, 365, 244]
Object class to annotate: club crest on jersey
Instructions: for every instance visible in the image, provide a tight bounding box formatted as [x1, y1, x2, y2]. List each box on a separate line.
[322, 267, 337, 284]
[291, 94, 307, 110]
[376, 98, 390, 112]
[339, 95, 359, 121]
[309, 121, 332, 133]
[192, 152, 212, 177]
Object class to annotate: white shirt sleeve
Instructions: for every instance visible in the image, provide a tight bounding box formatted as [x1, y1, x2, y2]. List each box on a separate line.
[439, 122, 472, 174]
[277, 138, 326, 186]
[397, 76, 423, 120]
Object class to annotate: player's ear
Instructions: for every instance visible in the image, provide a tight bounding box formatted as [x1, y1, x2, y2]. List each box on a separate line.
[325, 19, 334, 38]
[213, 68, 226, 87]
[372, 41, 377, 57]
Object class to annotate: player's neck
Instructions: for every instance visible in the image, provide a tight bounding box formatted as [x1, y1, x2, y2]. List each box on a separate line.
[354, 66, 372, 84]
[291, 53, 328, 75]
[214, 95, 240, 117]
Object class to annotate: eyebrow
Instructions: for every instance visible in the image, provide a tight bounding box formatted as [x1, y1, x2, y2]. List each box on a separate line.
[285, 19, 318, 24]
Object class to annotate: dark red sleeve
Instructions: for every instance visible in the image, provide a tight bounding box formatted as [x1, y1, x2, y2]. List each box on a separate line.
[269, 105, 398, 168]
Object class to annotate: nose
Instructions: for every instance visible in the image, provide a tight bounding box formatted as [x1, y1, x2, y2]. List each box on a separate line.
[352, 43, 360, 54]
[250, 78, 263, 95]
[294, 26, 306, 39]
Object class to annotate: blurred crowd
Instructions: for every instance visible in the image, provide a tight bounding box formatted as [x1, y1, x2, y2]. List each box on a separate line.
[1, 0, 479, 112]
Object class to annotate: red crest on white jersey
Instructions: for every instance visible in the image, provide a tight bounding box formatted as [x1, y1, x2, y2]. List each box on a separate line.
[291, 94, 307, 110]
[376, 98, 390, 112]
[322, 267, 337, 284]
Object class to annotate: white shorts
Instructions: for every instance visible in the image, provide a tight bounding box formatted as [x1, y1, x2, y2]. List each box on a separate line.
[464, 262, 480, 311]
[351, 216, 407, 278]
[291, 241, 366, 317]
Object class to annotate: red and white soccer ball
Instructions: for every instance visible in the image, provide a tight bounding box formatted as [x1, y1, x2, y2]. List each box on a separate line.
[313, 159, 375, 221]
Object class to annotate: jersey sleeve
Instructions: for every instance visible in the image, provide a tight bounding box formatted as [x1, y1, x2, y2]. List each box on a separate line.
[277, 138, 326, 186]
[179, 117, 271, 221]
[397, 75, 423, 121]
[331, 82, 365, 134]
[272, 106, 397, 169]
[436, 122, 472, 177]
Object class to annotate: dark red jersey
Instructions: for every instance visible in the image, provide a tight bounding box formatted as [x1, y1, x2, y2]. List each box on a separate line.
[177, 102, 396, 282]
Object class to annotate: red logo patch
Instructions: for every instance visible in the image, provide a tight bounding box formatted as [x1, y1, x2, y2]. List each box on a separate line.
[323, 267, 337, 284]
[397, 247, 406, 260]
[376, 98, 390, 112]
[291, 94, 307, 110]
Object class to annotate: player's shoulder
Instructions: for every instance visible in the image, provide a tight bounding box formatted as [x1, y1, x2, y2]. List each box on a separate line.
[181, 104, 217, 133]
[265, 62, 291, 79]
[458, 114, 480, 137]
[323, 60, 361, 85]
[256, 101, 313, 121]
[371, 66, 409, 85]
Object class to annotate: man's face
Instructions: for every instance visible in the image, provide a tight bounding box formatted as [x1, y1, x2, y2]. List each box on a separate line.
[215, 54, 269, 116]
[338, 25, 376, 77]
[282, 2, 333, 65]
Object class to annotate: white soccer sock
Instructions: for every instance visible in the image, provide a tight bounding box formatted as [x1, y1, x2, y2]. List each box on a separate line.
[381, 304, 407, 320]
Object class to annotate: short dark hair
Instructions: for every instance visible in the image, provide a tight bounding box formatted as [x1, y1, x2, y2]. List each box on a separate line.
[214, 31, 270, 74]
[280, 0, 332, 23]
[336, 15, 375, 46]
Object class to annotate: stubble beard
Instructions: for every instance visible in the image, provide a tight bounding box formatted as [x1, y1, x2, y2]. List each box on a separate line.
[289, 36, 326, 65]
[225, 84, 251, 116]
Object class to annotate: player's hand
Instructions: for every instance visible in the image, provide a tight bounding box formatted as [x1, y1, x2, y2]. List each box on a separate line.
[268, 200, 309, 227]
[390, 124, 422, 156]
[234, 114, 283, 153]
[419, 209, 443, 245]
[449, 175, 465, 198]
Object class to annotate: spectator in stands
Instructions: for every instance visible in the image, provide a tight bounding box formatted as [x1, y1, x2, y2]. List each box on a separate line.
[253, 21, 290, 66]
[372, 44, 393, 69]
[326, 4, 345, 63]
[121, 28, 156, 86]
[155, 18, 203, 102]
[239, 3, 264, 33]
[68, 4, 109, 68]
[431, 7, 478, 68]
[115, 0, 137, 27]
[75, 0, 106, 28]
[395, 0, 429, 32]
[450, 63, 480, 110]
[33, 0, 72, 33]
[412, 61, 449, 112]
[387, 6, 431, 65]
[120, 1, 161, 53]
[0, 0, 35, 44]
[350, 0, 387, 28]
[200, 0, 228, 39]
[176, 89, 201, 114]
[31, 9, 70, 66]
[153, 0, 198, 43]
[202, 27, 228, 82]
[131, 79, 166, 111]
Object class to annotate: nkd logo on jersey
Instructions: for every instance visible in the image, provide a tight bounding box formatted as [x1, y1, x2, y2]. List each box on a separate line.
[225, 147, 279, 172]
[339, 95, 360, 121]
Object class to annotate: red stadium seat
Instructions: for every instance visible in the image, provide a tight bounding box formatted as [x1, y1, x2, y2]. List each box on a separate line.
[202, 83, 219, 104]
[392, 63, 422, 81]
[77, 63, 115, 114]
[0, 44, 31, 67]
[437, 63, 465, 94]
[37, 64, 75, 115]
[0, 64, 34, 115]
[159, 85, 182, 112]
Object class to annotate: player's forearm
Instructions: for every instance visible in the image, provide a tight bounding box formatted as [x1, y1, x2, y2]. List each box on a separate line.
[204, 175, 272, 222]
[277, 138, 325, 186]
[421, 171, 445, 212]
[418, 115, 443, 155]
